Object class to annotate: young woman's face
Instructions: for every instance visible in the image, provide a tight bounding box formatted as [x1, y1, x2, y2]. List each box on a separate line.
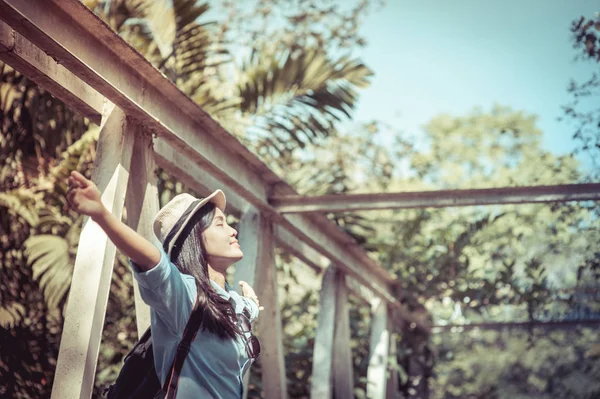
[202, 207, 243, 264]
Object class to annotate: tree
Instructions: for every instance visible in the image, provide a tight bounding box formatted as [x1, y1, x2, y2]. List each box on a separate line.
[221, 105, 600, 398]
[211, 0, 384, 54]
[561, 13, 600, 179]
[360, 106, 599, 398]
[274, 105, 599, 397]
[431, 327, 600, 399]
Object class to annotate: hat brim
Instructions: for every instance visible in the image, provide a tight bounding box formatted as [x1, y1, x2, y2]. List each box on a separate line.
[166, 189, 226, 257]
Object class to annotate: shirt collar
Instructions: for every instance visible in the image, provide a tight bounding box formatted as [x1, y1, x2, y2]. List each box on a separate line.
[209, 279, 231, 300]
[209, 280, 247, 315]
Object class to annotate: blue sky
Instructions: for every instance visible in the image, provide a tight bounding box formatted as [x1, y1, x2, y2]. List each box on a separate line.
[351, 0, 599, 169]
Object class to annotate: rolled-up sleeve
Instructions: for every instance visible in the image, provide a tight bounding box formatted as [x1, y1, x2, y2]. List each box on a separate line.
[130, 246, 196, 335]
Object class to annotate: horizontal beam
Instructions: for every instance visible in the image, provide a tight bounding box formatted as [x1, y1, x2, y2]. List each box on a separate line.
[0, 20, 105, 124]
[271, 184, 600, 213]
[432, 319, 600, 332]
[0, 0, 398, 303]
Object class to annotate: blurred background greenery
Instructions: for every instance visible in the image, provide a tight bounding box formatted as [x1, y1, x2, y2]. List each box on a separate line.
[0, 0, 599, 398]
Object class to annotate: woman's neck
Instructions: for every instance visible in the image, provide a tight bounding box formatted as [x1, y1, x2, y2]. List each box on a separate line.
[208, 266, 226, 290]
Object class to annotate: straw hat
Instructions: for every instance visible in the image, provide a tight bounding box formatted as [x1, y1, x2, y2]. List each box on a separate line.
[153, 190, 226, 258]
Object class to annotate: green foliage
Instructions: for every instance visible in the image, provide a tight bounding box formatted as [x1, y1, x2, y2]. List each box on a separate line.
[273, 104, 599, 397]
[571, 15, 600, 62]
[0, 190, 41, 227]
[24, 235, 72, 311]
[212, 0, 383, 54]
[432, 327, 600, 399]
[0, 302, 25, 329]
[561, 13, 600, 178]
[238, 47, 372, 158]
[363, 107, 599, 398]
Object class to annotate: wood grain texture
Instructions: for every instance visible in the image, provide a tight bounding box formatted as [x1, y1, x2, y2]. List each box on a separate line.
[51, 106, 134, 399]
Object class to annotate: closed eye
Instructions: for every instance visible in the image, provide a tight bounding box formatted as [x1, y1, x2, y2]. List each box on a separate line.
[214, 215, 225, 226]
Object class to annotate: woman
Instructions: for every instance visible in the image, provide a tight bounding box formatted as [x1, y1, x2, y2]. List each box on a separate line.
[66, 170, 261, 398]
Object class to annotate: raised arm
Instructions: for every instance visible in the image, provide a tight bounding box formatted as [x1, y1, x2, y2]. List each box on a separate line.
[67, 171, 160, 271]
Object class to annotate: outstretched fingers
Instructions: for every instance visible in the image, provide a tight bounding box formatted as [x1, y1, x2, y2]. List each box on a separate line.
[71, 170, 90, 188]
[66, 172, 86, 211]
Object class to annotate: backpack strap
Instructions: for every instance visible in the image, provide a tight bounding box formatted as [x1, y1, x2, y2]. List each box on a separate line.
[162, 282, 204, 399]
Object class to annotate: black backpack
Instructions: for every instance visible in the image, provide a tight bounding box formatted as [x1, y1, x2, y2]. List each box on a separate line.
[103, 291, 203, 399]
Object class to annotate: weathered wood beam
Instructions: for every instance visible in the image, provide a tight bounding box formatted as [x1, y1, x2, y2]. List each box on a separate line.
[270, 184, 600, 213]
[345, 273, 376, 306]
[332, 268, 354, 399]
[234, 209, 288, 399]
[310, 267, 337, 398]
[432, 319, 600, 332]
[280, 212, 397, 298]
[386, 332, 399, 397]
[310, 267, 355, 398]
[0, 0, 398, 304]
[51, 106, 134, 398]
[0, 20, 104, 124]
[124, 127, 158, 336]
[367, 299, 391, 399]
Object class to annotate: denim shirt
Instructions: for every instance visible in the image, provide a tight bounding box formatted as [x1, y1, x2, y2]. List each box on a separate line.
[130, 246, 260, 399]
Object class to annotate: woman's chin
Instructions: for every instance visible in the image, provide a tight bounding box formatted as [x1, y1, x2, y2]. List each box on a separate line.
[207, 251, 243, 266]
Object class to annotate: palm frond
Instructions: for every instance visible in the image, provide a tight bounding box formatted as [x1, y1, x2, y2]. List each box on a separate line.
[0, 302, 26, 328]
[237, 47, 372, 155]
[169, 1, 228, 77]
[138, 0, 176, 59]
[50, 126, 100, 185]
[160, 1, 235, 117]
[0, 190, 42, 227]
[24, 235, 73, 310]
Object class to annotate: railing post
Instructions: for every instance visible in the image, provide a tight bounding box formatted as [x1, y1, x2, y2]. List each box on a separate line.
[310, 267, 354, 399]
[310, 266, 336, 398]
[234, 208, 287, 399]
[367, 298, 392, 399]
[124, 125, 158, 335]
[51, 105, 134, 398]
[386, 330, 399, 398]
[332, 269, 353, 399]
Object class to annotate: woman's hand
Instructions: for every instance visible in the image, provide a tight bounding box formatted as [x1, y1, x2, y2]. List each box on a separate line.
[66, 170, 161, 270]
[239, 281, 264, 310]
[66, 171, 106, 220]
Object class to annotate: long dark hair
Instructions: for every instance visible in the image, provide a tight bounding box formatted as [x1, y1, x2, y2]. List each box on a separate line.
[168, 202, 240, 340]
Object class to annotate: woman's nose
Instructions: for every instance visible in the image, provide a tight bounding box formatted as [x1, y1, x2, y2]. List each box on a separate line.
[230, 227, 238, 237]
